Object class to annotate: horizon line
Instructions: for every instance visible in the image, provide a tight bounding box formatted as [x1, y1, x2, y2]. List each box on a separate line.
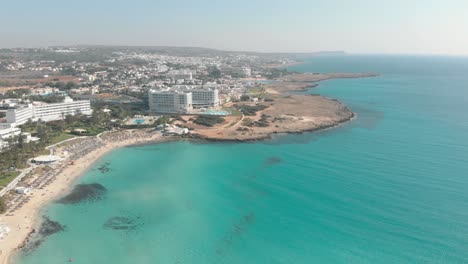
[1, 44, 467, 57]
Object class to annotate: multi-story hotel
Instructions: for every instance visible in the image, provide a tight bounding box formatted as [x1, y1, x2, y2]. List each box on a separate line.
[148, 90, 193, 114]
[148, 86, 220, 113]
[4, 97, 92, 126]
[191, 88, 219, 108]
[32, 97, 92, 122]
[5, 106, 34, 125]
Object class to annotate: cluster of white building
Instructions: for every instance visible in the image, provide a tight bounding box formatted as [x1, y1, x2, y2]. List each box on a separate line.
[1, 96, 92, 129]
[0, 96, 92, 151]
[148, 86, 219, 114]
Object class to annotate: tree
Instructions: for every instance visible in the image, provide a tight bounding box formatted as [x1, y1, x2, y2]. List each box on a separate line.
[240, 95, 250, 101]
[65, 114, 76, 125]
[208, 67, 222, 79]
[37, 125, 50, 144]
[18, 133, 24, 149]
[65, 81, 77, 90]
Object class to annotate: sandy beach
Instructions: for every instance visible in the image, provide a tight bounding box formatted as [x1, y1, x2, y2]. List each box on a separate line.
[0, 130, 169, 264]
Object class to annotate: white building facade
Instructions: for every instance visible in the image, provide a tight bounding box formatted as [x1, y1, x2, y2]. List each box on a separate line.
[148, 90, 193, 114]
[4, 97, 92, 126]
[191, 89, 219, 108]
[32, 97, 92, 122]
[6, 106, 34, 125]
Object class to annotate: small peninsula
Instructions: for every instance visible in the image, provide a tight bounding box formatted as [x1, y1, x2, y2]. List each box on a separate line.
[180, 73, 378, 141]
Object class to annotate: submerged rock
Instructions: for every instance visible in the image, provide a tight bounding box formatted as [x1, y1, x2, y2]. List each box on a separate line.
[21, 217, 66, 255]
[57, 183, 107, 204]
[103, 216, 143, 232]
[39, 216, 66, 236]
[265, 156, 282, 165]
[98, 162, 111, 173]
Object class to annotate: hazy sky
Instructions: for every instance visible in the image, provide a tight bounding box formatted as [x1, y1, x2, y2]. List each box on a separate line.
[1, 0, 467, 55]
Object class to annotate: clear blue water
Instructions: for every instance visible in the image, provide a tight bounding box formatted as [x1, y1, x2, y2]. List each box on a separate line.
[133, 119, 145, 125]
[16, 55, 468, 264]
[203, 110, 230, 116]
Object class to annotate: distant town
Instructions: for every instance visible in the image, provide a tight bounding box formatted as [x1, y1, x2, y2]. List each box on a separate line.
[0, 46, 297, 146]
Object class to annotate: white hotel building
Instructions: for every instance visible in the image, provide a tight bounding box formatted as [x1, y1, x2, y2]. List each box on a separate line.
[148, 87, 220, 114]
[191, 89, 220, 108]
[3, 97, 92, 127]
[148, 90, 193, 114]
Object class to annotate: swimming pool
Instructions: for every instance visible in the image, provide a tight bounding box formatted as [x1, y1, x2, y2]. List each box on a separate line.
[133, 119, 145, 124]
[203, 110, 230, 116]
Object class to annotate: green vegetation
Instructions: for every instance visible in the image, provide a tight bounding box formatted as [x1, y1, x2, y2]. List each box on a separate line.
[208, 67, 222, 79]
[235, 104, 268, 116]
[29, 94, 65, 103]
[222, 107, 242, 116]
[93, 103, 147, 121]
[0, 109, 115, 186]
[247, 86, 267, 99]
[240, 95, 250, 101]
[255, 114, 270, 127]
[265, 68, 288, 79]
[44, 81, 77, 90]
[0, 89, 30, 99]
[193, 115, 225, 127]
[48, 133, 75, 145]
[155, 116, 171, 125]
[0, 171, 19, 187]
[240, 115, 269, 127]
[236, 127, 250, 132]
[0, 132, 50, 173]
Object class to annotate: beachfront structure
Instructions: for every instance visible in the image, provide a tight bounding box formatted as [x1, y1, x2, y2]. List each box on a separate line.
[172, 85, 220, 108]
[191, 88, 220, 108]
[31, 155, 62, 164]
[148, 90, 193, 114]
[15, 187, 32, 194]
[4, 97, 92, 126]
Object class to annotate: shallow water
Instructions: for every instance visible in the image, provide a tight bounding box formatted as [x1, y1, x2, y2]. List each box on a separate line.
[16, 55, 468, 264]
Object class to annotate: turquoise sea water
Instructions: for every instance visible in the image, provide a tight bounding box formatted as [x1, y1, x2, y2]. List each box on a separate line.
[16, 55, 468, 264]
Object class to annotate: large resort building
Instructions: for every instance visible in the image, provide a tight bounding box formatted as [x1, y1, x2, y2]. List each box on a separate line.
[1, 96, 92, 128]
[0, 96, 91, 151]
[148, 87, 219, 114]
[148, 90, 193, 114]
[191, 89, 219, 108]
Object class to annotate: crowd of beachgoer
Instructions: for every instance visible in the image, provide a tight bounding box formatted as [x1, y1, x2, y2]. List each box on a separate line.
[100, 129, 160, 144]
[61, 137, 106, 161]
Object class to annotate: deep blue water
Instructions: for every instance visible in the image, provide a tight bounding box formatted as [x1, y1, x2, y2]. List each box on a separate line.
[16, 55, 468, 263]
